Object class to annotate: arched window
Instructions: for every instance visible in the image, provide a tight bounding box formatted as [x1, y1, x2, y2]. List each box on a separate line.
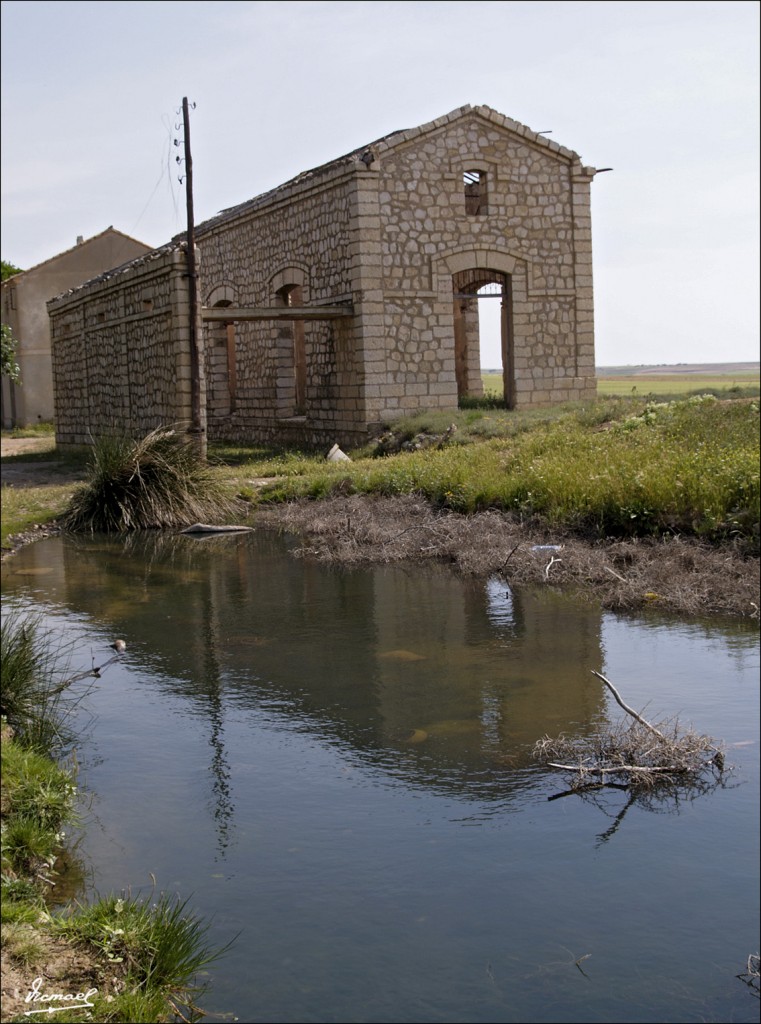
[205, 299, 236, 418]
[275, 284, 306, 417]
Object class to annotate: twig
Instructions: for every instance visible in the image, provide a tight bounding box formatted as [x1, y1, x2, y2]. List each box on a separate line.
[544, 556, 562, 580]
[591, 671, 668, 741]
[547, 782, 629, 801]
[603, 565, 627, 583]
[47, 654, 121, 694]
[498, 543, 521, 572]
[548, 761, 684, 775]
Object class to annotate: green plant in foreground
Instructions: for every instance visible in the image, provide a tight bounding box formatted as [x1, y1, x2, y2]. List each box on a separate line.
[61, 426, 241, 532]
[0, 612, 76, 752]
[55, 892, 234, 1020]
[1, 737, 77, 885]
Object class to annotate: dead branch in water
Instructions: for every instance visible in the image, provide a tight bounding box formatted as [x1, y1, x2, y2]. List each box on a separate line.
[534, 672, 725, 793]
[547, 762, 683, 775]
[47, 645, 126, 695]
[591, 670, 667, 741]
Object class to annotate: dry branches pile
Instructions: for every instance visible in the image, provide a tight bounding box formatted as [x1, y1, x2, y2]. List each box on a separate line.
[534, 719, 722, 790]
[534, 672, 725, 791]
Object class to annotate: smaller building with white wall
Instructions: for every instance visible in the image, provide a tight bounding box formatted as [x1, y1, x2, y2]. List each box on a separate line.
[1, 228, 152, 428]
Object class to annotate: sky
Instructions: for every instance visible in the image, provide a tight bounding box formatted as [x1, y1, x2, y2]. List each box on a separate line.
[1, 0, 758, 367]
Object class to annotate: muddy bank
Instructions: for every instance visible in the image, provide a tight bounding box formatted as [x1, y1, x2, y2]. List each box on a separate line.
[3, 481, 757, 618]
[255, 495, 760, 620]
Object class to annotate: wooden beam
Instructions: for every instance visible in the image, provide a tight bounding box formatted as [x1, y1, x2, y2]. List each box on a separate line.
[201, 305, 353, 322]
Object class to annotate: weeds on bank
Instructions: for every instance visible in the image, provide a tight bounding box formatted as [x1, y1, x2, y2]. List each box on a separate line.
[1, 741, 77, 880]
[61, 427, 241, 532]
[0, 611, 75, 752]
[253, 397, 759, 544]
[1, 613, 80, 899]
[50, 891, 232, 1023]
[0, 614, 232, 1024]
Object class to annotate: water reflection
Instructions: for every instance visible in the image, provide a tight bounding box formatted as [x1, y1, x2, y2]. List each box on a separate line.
[2, 531, 758, 1024]
[3, 531, 606, 781]
[3, 531, 754, 850]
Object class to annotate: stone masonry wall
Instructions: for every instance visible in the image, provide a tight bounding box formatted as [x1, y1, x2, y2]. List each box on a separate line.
[46, 106, 597, 450]
[49, 247, 198, 445]
[196, 169, 367, 447]
[351, 106, 597, 425]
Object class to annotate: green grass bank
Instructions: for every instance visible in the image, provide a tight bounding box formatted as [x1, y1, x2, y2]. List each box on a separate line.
[0, 613, 230, 1023]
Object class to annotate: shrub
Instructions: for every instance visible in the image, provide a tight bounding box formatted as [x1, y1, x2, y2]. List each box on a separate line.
[60, 427, 241, 533]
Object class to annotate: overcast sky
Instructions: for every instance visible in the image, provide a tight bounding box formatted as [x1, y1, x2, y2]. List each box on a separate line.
[1, 0, 758, 367]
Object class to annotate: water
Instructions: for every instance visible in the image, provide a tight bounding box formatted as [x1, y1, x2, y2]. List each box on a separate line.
[2, 532, 759, 1023]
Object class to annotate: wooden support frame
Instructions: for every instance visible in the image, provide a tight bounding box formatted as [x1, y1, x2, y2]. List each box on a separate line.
[201, 305, 353, 322]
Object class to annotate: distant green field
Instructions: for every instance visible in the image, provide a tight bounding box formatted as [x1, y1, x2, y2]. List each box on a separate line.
[595, 374, 759, 396]
[481, 372, 760, 398]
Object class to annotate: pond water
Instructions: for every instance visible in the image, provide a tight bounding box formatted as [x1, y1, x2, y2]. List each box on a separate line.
[2, 532, 759, 1024]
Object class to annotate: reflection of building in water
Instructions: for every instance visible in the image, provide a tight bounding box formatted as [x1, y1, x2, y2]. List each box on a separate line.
[14, 534, 606, 799]
[485, 577, 516, 629]
[369, 571, 604, 761]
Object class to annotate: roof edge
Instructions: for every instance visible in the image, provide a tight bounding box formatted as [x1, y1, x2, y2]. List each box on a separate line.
[3, 227, 153, 281]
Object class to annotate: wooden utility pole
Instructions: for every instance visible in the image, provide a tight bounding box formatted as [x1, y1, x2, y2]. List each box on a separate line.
[182, 96, 206, 458]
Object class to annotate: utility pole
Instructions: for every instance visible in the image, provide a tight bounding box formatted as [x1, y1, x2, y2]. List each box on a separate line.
[181, 96, 206, 458]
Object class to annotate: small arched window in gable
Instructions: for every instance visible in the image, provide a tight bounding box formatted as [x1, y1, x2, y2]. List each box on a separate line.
[464, 170, 487, 216]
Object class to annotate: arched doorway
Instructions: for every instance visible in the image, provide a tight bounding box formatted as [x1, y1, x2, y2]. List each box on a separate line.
[451, 268, 514, 408]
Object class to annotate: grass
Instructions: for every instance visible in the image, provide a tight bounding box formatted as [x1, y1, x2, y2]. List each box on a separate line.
[2, 421, 56, 439]
[246, 396, 759, 545]
[1, 482, 76, 548]
[0, 611, 77, 753]
[0, 613, 233, 1024]
[3, 395, 759, 552]
[60, 427, 241, 533]
[596, 377, 759, 398]
[52, 891, 233, 1023]
[481, 371, 760, 400]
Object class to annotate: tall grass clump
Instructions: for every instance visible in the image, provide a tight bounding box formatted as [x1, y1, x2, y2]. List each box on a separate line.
[0, 611, 71, 752]
[54, 892, 233, 1022]
[60, 427, 241, 533]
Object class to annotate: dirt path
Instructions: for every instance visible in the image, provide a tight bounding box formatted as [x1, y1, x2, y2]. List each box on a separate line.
[1, 437, 83, 486]
[0, 437, 54, 457]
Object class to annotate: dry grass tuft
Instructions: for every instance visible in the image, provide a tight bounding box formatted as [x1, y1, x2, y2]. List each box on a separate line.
[60, 427, 242, 533]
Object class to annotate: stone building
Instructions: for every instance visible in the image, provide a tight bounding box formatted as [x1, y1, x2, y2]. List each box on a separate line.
[1, 228, 152, 428]
[49, 105, 599, 448]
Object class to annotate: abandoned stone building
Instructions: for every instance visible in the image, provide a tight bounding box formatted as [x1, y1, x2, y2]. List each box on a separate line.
[49, 104, 599, 448]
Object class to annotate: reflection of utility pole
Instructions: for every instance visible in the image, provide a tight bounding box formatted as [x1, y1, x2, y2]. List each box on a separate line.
[200, 584, 236, 861]
[180, 97, 206, 459]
